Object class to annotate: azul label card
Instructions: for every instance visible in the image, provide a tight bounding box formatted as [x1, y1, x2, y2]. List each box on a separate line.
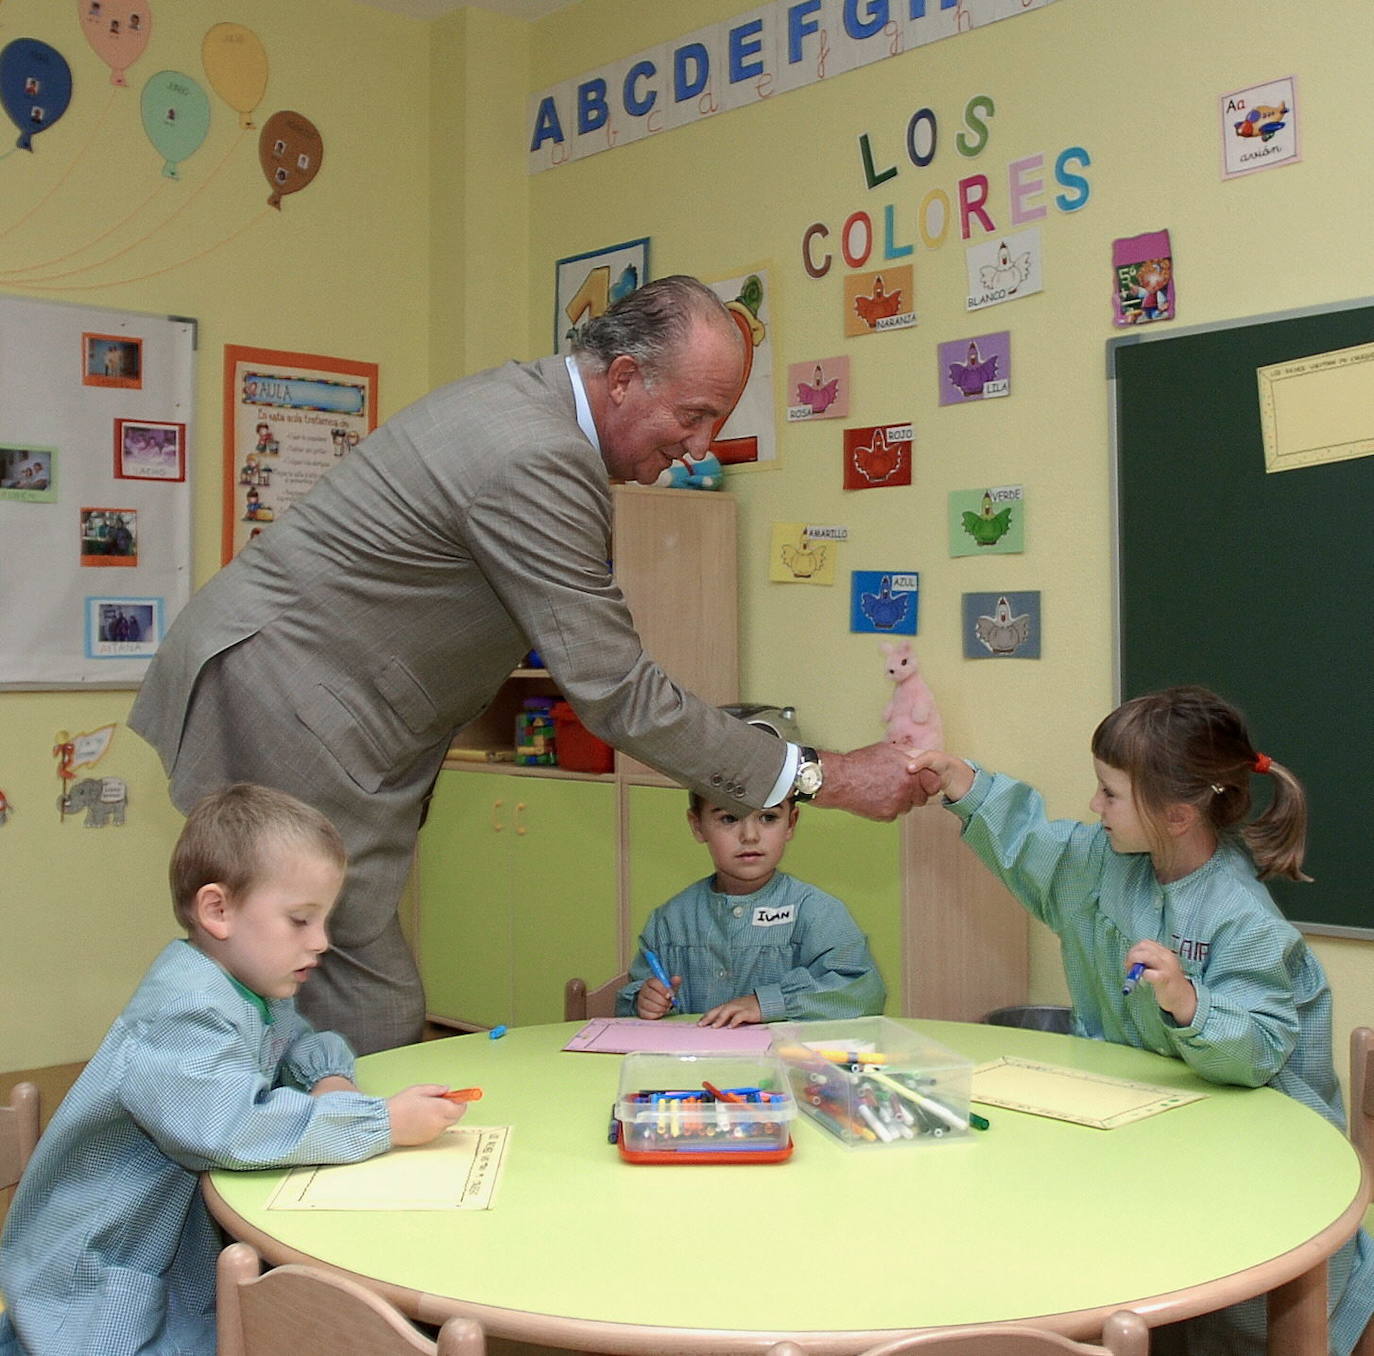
[851, 571, 919, 635]
[963, 590, 1041, 659]
[939, 331, 1010, 404]
[965, 229, 1042, 312]
[845, 265, 916, 337]
[949, 486, 1024, 556]
[787, 355, 851, 421]
[844, 421, 912, 491]
[1221, 76, 1298, 179]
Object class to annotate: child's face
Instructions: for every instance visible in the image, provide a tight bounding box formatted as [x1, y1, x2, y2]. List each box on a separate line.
[689, 801, 797, 895]
[1089, 759, 1152, 856]
[209, 849, 343, 999]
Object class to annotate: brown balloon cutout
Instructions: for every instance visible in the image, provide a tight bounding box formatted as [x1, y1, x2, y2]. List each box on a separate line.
[258, 110, 323, 210]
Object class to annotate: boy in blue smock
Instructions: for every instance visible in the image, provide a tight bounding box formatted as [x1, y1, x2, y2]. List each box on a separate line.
[0, 784, 467, 1356]
[618, 791, 885, 1026]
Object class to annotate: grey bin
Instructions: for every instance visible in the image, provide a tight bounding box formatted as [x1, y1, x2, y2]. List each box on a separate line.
[981, 1004, 1072, 1034]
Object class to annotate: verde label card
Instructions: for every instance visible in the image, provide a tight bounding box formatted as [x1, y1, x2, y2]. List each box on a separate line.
[949, 485, 1024, 556]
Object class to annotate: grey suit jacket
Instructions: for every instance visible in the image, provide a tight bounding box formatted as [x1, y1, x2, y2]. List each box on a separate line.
[130, 356, 785, 810]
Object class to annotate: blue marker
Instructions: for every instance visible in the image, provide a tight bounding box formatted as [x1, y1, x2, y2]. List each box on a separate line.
[643, 948, 681, 1013]
[1122, 962, 1146, 996]
[489, 1024, 507, 1039]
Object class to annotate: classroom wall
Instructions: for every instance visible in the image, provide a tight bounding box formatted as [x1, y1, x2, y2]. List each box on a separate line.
[517, 0, 1374, 1051]
[0, 0, 433, 1071]
[5, 0, 1373, 1081]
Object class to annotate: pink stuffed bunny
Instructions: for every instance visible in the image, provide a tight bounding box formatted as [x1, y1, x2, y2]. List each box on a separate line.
[881, 640, 944, 751]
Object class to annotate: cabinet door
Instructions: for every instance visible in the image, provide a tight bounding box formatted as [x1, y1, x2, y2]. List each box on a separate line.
[418, 772, 518, 1027]
[625, 784, 710, 947]
[508, 777, 619, 1025]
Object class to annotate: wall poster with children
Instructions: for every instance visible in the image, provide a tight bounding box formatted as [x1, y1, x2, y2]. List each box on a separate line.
[221, 345, 379, 562]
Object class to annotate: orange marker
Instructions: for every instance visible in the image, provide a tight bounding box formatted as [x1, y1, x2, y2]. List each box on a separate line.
[702, 1080, 745, 1104]
[441, 1087, 483, 1103]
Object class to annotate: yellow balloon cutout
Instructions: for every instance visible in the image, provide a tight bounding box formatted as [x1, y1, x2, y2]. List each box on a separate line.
[201, 22, 268, 129]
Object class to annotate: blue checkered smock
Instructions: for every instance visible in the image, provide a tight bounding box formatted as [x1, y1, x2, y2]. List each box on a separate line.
[946, 768, 1374, 1356]
[0, 941, 391, 1356]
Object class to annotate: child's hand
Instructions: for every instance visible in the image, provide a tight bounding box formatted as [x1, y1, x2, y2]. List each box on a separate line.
[699, 995, 763, 1028]
[386, 1084, 467, 1146]
[636, 976, 681, 1019]
[1124, 940, 1198, 1025]
[907, 751, 976, 803]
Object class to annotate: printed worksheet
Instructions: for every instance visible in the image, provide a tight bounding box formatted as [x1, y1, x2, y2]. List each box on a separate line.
[972, 1057, 1205, 1130]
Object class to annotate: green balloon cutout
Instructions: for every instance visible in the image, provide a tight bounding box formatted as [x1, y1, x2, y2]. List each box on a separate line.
[140, 69, 210, 178]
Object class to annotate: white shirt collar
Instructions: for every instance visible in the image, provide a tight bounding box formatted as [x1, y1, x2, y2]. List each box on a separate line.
[565, 355, 600, 452]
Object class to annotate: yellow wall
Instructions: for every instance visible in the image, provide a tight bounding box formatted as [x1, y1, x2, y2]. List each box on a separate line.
[4, 0, 1372, 1081]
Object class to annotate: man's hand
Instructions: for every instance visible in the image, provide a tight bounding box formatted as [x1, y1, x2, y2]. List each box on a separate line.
[813, 743, 945, 821]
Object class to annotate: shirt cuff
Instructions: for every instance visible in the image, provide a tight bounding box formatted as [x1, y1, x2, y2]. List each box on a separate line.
[942, 762, 991, 820]
[755, 984, 787, 1022]
[764, 744, 801, 808]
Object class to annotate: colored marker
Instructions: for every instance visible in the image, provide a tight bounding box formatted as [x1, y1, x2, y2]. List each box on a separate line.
[643, 948, 681, 1013]
[969, 1110, 991, 1131]
[1122, 962, 1146, 996]
[702, 1080, 745, 1104]
[488, 1025, 507, 1039]
[441, 1087, 483, 1103]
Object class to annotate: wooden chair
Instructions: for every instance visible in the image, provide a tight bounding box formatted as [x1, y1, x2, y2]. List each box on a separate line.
[1, 1081, 40, 1202]
[563, 972, 628, 1021]
[764, 1310, 1149, 1355]
[1350, 1027, 1374, 1168]
[216, 1242, 486, 1356]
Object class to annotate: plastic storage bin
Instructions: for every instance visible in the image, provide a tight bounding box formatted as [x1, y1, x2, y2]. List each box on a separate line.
[550, 700, 614, 774]
[614, 1051, 796, 1163]
[775, 1016, 973, 1147]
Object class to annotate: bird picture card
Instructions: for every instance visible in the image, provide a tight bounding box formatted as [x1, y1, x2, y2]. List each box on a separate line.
[963, 590, 1041, 659]
[844, 265, 916, 337]
[965, 228, 1042, 312]
[1112, 230, 1174, 327]
[949, 485, 1024, 556]
[553, 237, 649, 354]
[705, 269, 777, 468]
[851, 571, 919, 635]
[939, 332, 1010, 404]
[844, 421, 913, 491]
[1221, 76, 1299, 179]
[787, 356, 850, 421]
[770, 523, 838, 584]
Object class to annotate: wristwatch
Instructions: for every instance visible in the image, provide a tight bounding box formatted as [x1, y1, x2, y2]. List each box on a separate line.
[791, 746, 824, 802]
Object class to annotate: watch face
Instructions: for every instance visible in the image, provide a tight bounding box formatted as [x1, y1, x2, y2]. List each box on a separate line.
[796, 762, 823, 796]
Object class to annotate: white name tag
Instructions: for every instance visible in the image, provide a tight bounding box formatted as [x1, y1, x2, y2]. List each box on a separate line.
[752, 904, 795, 927]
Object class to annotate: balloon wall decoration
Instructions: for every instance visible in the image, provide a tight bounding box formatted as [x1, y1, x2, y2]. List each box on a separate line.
[0, 39, 73, 151]
[201, 23, 268, 129]
[139, 69, 210, 178]
[77, 0, 152, 88]
[258, 110, 322, 209]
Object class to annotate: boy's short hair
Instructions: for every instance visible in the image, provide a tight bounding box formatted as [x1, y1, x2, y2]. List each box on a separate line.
[170, 783, 347, 929]
[688, 789, 795, 816]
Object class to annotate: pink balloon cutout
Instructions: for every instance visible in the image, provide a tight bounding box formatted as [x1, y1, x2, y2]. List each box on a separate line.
[77, 0, 152, 87]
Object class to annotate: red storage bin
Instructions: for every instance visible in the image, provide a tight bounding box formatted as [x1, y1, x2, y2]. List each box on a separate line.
[550, 700, 614, 773]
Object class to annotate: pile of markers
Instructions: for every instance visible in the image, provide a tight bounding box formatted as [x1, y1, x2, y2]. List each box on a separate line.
[614, 1079, 791, 1155]
[789, 1048, 988, 1145]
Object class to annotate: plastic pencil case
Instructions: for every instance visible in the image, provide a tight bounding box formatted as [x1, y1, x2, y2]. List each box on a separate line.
[775, 1016, 973, 1147]
[614, 1052, 796, 1164]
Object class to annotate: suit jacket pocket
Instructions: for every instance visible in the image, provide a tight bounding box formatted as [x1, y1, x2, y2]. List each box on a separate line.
[373, 655, 440, 735]
[295, 683, 388, 793]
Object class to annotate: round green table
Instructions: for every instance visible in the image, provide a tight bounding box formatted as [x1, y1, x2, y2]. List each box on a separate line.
[204, 1020, 1368, 1353]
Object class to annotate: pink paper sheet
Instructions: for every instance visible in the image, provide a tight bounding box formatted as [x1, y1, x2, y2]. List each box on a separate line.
[562, 1017, 777, 1055]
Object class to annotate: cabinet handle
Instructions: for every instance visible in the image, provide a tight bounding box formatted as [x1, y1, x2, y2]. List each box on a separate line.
[514, 801, 528, 836]
[491, 798, 504, 832]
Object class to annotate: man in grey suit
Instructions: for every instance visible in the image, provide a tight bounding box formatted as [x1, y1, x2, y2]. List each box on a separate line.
[131, 276, 932, 1054]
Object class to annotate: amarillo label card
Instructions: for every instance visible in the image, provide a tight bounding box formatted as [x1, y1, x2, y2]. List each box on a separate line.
[949, 485, 1024, 556]
[844, 421, 913, 491]
[770, 523, 837, 584]
[845, 265, 916, 337]
[965, 228, 1042, 312]
[939, 331, 1010, 404]
[786, 355, 850, 421]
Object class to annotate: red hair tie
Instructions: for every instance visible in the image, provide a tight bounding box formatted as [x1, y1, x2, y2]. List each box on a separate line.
[1252, 753, 1273, 775]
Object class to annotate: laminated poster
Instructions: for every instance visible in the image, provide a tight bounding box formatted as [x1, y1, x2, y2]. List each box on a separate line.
[939, 331, 1009, 404]
[1113, 230, 1174, 327]
[965, 229, 1042, 312]
[949, 485, 1024, 557]
[786, 355, 850, 421]
[1221, 76, 1299, 179]
[963, 591, 1041, 659]
[843, 422, 912, 491]
[850, 571, 918, 635]
[845, 265, 915, 337]
[769, 522, 838, 585]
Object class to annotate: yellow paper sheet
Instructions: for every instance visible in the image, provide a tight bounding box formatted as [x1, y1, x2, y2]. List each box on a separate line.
[267, 1124, 511, 1211]
[1257, 340, 1374, 473]
[971, 1057, 1205, 1130]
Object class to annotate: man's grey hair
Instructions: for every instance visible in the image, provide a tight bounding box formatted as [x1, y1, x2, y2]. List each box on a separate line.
[572, 275, 733, 384]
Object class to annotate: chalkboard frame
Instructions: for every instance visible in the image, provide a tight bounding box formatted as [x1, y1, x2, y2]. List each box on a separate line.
[1108, 298, 1374, 939]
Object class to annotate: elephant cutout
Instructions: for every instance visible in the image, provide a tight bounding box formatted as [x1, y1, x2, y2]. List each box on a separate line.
[59, 776, 128, 826]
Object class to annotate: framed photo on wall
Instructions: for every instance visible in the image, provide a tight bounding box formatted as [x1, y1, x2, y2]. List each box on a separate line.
[554, 238, 649, 355]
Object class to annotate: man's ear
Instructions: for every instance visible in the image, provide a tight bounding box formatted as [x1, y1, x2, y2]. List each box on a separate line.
[191, 882, 233, 940]
[605, 354, 638, 407]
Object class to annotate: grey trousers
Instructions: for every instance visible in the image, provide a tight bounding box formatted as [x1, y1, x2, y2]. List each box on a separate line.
[163, 636, 448, 1055]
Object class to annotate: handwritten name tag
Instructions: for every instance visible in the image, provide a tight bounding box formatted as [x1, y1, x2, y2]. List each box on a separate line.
[752, 904, 795, 927]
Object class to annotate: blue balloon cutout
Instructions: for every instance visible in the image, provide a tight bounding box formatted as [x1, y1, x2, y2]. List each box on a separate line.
[0, 40, 74, 152]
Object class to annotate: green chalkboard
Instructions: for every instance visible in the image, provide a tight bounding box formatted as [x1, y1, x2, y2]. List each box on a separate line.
[1110, 301, 1374, 935]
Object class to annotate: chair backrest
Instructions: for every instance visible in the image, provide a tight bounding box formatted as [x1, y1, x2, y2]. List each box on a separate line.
[216, 1242, 486, 1356]
[1, 1081, 40, 1194]
[765, 1310, 1149, 1355]
[982, 1005, 1073, 1034]
[563, 972, 628, 1021]
[1351, 1027, 1374, 1166]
